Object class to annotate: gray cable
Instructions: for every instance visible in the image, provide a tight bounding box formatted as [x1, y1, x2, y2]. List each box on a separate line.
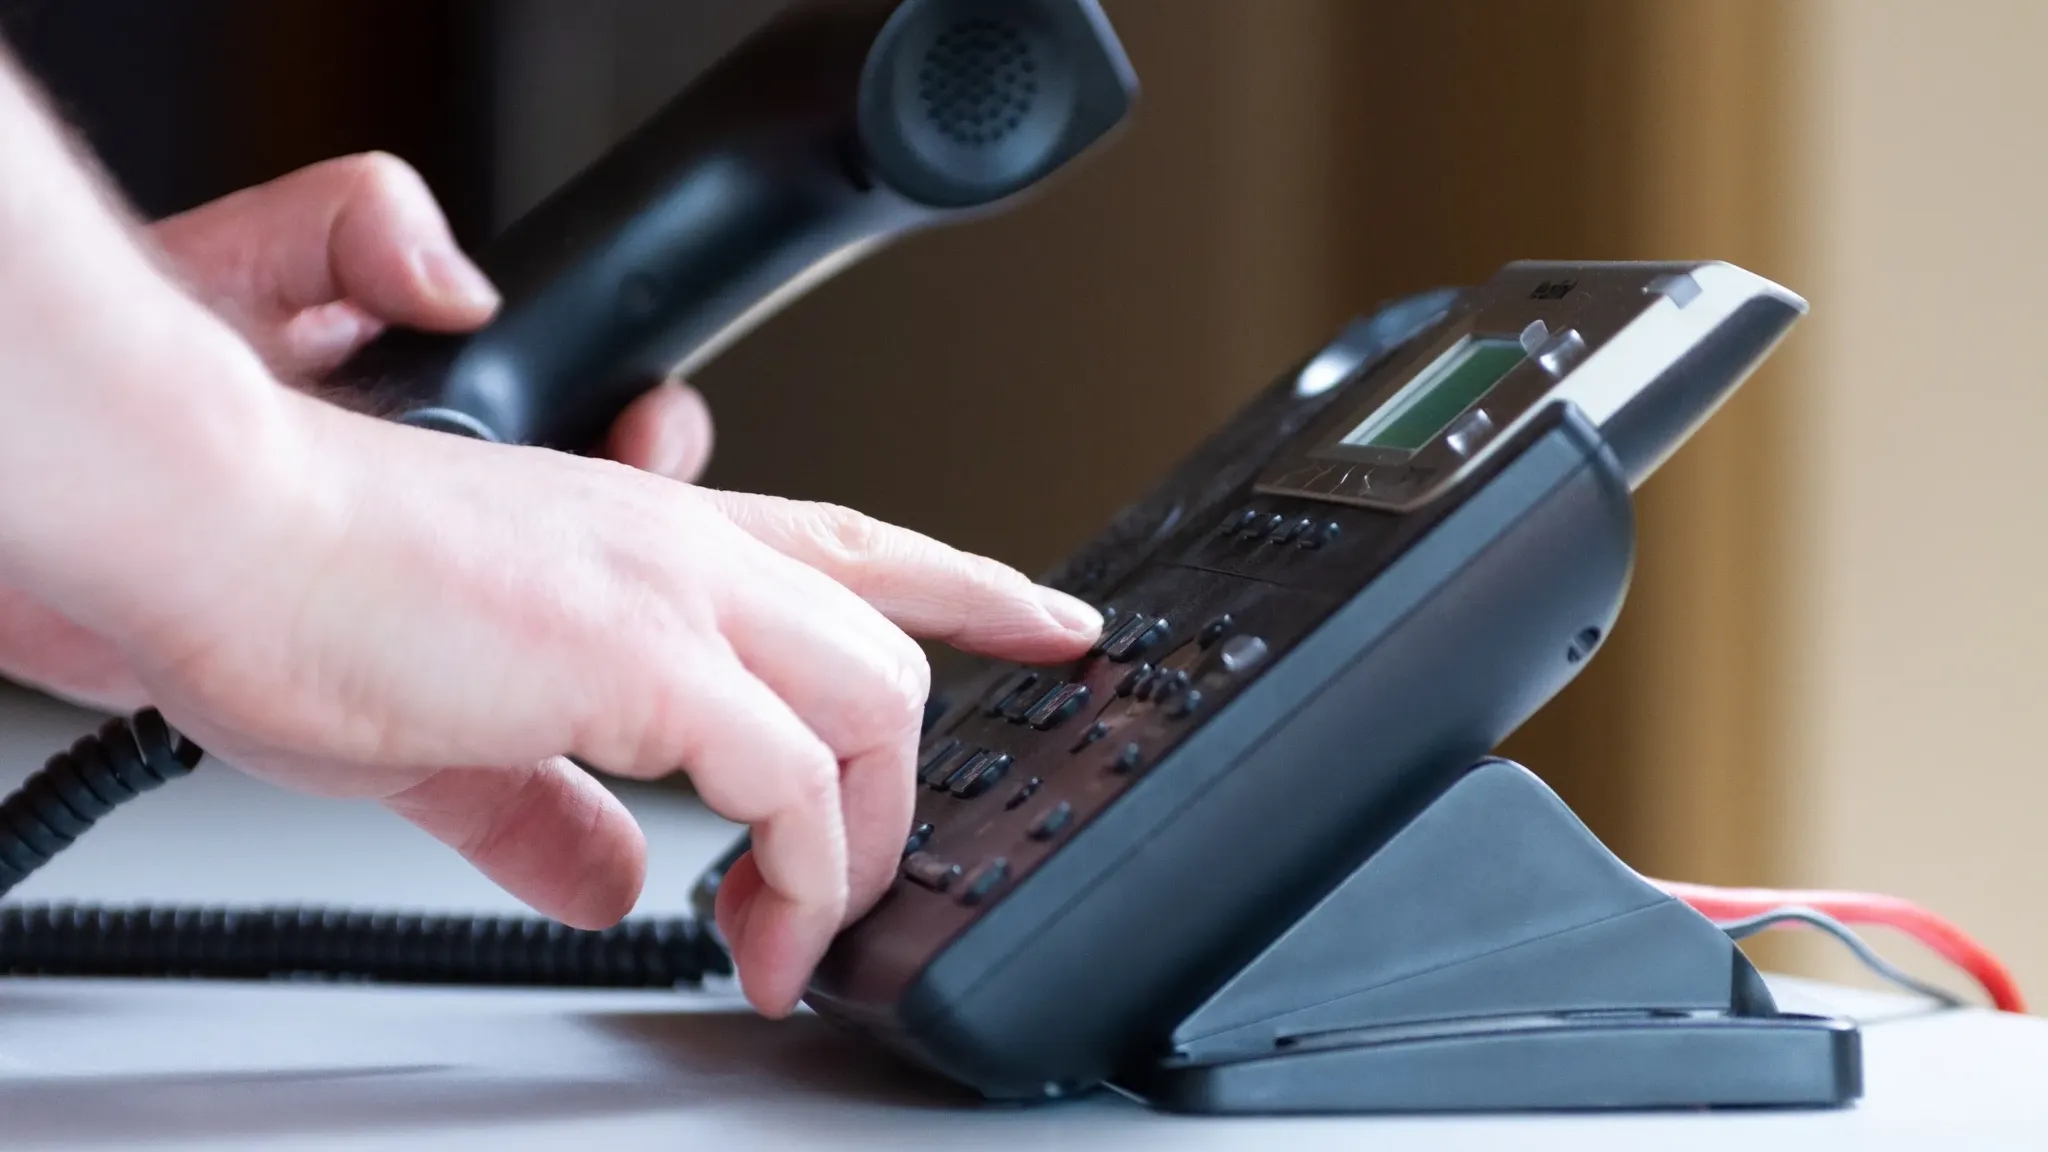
[1716, 906, 1967, 1009]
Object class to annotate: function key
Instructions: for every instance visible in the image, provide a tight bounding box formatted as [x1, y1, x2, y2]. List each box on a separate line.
[949, 752, 1014, 799]
[1115, 663, 1153, 697]
[1026, 683, 1092, 730]
[930, 748, 990, 791]
[1003, 680, 1061, 724]
[1072, 720, 1110, 753]
[903, 822, 935, 856]
[1223, 508, 1261, 534]
[1028, 800, 1074, 841]
[1217, 634, 1270, 675]
[1241, 514, 1275, 540]
[918, 741, 970, 788]
[958, 858, 1011, 906]
[984, 671, 1041, 716]
[1005, 777, 1043, 810]
[1096, 612, 1152, 658]
[1105, 617, 1170, 662]
[1133, 668, 1162, 701]
[1151, 669, 1191, 704]
[1299, 520, 1341, 550]
[903, 852, 963, 892]
[1198, 615, 1235, 648]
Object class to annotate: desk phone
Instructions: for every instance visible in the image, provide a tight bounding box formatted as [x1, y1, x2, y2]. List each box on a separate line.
[693, 262, 1861, 1112]
[0, 0, 1863, 1118]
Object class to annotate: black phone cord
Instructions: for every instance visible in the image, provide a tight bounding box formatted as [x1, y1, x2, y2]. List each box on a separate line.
[0, 709, 731, 989]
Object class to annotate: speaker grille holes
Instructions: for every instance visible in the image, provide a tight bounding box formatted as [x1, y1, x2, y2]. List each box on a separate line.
[918, 16, 1038, 146]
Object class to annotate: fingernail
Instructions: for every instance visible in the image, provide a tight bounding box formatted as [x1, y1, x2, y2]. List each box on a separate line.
[415, 247, 501, 313]
[1034, 586, 1103, 640]
[287, 301, 377, 358]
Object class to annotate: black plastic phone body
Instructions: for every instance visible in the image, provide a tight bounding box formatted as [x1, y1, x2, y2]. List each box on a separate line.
[787, 260, 1805, 1100]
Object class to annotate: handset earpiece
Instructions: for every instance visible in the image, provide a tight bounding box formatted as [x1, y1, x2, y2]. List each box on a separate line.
[328, 0, 1137, 452]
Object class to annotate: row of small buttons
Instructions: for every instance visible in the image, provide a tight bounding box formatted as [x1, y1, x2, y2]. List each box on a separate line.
[1116, 664, 1202, 717]
[899, 794, 1074, 906]
[1092, 612, 1170, 663]
[985, 672, 1093, 731]
[1222, 508, 1340, 550]
[904, 852, 1011, 905]
[918, 739, 1015, 798]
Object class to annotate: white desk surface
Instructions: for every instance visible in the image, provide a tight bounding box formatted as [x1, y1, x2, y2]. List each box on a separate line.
[0, 686, 2042, 1151]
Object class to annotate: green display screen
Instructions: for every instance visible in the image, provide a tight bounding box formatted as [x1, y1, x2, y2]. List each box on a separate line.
[1339, 337, 1525, 453]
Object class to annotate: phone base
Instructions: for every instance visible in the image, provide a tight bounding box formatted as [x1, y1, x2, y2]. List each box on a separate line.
[1114, 759, 1863, 1115]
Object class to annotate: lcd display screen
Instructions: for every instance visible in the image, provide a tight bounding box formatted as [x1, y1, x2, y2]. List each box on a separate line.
[1339, 337, 1525, 453]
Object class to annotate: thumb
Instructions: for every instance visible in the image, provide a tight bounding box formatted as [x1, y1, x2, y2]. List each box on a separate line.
[152, 152, 499, 367]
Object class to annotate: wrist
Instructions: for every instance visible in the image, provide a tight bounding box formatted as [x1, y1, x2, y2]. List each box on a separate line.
[0, 287, 318, 652]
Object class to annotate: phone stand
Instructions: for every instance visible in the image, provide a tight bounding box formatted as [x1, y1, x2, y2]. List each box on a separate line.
[1115, 759, 1863, 1114]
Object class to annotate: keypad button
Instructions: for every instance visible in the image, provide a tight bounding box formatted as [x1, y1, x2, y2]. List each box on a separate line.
[1133, 668, 1161, 701]
[903, 852, 963, 891]
[1168, 689, 1204, 719]
[1241, 514, 1273, 540]
[1109, 742, 1143, 774]
[1218, 634, 1270, 675]
[920, 743, 972, 788]
[1224, 508, 1260, 534]
[1003, 680, 1061, 724]
[917, 737, 962, 778]
[931, 749, 989, 791]
[1005, 777, 1043, 810]
[1299, 520, 1340, 550]
[1116, 663, 1153, 697]
[1096, 613, 1153, 660]
[950, 752, 1014, 799]
[1100, 605, 1121, 632]
[1260, 514, 1286, 538]
[1151, 669, 1191, 705]
[1072, 720, 1110, 753]
[958, 858, 1011, 906]
[1106, 617, 1169, 662]
[1273, 518, 1306, 544]
[1029, 800, 1075, 841]
[903, 822, 935, 856]
[985, 671, 1041, 716]
[1026, 683, 1091, 730]
[1198, 615, 1235, 648]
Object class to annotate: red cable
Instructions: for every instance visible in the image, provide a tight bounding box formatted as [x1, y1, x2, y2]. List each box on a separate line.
[1652, 879, 2028, 1014]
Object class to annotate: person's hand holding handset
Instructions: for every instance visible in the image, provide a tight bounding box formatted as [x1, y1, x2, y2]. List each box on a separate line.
[0, 59, 1099, 1016]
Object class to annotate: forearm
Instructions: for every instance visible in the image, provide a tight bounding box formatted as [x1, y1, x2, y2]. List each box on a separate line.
[0, 49, 306, 647]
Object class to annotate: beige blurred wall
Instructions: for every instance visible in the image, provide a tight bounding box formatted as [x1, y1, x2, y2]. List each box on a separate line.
[1778, 0, 2048, 998]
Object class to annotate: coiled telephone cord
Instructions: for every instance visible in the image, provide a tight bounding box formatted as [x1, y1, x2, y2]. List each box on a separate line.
[0, 709, 727, 988]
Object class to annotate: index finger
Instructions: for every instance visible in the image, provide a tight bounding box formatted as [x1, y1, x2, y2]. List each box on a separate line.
[701, 491, 1103, 662]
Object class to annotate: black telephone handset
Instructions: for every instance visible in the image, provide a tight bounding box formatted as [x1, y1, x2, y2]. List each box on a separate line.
[327, 0, 1137, 450]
